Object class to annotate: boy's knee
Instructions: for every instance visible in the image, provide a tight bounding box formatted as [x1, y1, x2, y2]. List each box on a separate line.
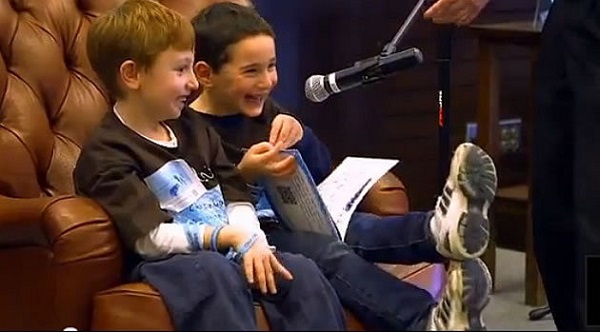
[277, 253, 322, 282]
[275, 253, 341, 306]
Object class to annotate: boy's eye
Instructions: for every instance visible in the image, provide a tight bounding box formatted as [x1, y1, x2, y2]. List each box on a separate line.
[175, 65, 193, 76]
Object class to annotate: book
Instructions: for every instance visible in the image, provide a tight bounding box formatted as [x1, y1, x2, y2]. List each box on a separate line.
[259, 149, 399, 240]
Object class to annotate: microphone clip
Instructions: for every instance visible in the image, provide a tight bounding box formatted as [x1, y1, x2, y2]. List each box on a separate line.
[356, 48, 425, 86]
[349, 56, 384, 86]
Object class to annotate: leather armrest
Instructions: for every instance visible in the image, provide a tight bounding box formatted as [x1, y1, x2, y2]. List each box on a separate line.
[0, 195, 121, 264]
[357, 172, 410, 216]
[0, 195, 123, 330]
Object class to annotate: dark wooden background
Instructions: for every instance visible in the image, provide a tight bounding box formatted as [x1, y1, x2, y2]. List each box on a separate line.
[256, 0, 536, 210]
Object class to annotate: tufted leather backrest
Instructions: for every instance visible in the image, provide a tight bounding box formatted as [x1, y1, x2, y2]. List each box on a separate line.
[0, 0, 211, 200]
[0, 0, 125, 199]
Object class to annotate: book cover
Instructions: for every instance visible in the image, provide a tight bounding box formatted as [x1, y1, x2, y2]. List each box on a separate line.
[260, 149, 399, 240]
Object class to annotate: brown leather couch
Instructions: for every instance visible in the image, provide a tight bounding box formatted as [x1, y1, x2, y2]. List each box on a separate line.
[0, 0, 444, 330]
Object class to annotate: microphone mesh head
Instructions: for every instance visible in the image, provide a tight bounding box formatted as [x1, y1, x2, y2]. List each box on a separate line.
[304, 75, 329, 103]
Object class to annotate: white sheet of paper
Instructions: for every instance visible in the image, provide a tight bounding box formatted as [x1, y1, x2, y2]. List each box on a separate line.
[317, 157, 399, 239]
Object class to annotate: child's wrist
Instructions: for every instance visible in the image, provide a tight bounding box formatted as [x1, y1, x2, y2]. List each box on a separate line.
[217, 225, 247, 249]
[209, 225, 225, 251]
[234, 232, 260, 254]
[232, 232, 269, 262]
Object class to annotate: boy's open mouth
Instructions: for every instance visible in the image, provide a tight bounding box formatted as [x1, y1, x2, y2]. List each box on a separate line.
[245, 94, 265, 104]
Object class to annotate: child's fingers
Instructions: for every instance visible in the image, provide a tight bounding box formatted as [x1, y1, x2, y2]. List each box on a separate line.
[275, 120, 290, 146]
[269, 115, 293, 145]
[253, 257, 268, 294]
[269, 117, 283, 144]
[244, 255, 254, 284]
[264, 256, 277, 294]
[268, 155, 297, 177]
[270, 115, 302, 147]
[286, 124, 302, 147]
[270, 255, 293, 280]
[248, 141, 274, 155]
[257, 142, 284, 163]
[272, 141, 284, 152]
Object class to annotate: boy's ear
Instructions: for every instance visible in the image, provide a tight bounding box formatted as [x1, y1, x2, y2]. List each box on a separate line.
[193, 61, 214, 88]
[118, 60, 141, 91]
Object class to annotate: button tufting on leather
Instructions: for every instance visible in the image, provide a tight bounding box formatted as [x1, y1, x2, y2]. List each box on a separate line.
[8, 0, 20, 12]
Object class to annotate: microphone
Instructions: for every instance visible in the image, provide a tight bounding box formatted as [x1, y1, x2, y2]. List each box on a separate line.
[305, 47, 424, 103]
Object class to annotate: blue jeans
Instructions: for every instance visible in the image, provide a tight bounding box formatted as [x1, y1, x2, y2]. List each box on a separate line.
[266, 228, 438, 330]
[134, 251, 346, 331]
[344, 211, 446, 265]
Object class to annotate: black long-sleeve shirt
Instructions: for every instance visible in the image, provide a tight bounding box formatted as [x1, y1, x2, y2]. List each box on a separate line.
[74, 107, 253, 253]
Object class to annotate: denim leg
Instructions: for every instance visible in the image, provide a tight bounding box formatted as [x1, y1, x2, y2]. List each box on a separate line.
[344, 211, 446, 264]
[267, 230, 436, 330]
[134, 251, 257, 331]
[255, 252, 346, 331]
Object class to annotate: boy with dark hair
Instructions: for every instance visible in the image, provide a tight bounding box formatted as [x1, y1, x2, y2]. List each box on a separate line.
[187, 2, 496, 330]
[73, 0, 346, 330]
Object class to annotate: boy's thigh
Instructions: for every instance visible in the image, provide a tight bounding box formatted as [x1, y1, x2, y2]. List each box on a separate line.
[267, 228, 343, 261]
[139, 251, 246, 287]
[254, 252, 327, 301]
[275, 251, 320, 274]
[274, 251, 330, 289]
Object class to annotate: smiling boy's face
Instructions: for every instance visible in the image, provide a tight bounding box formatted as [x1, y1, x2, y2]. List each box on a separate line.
[135, 47, 198, 120]
[205, 34, 277, 117]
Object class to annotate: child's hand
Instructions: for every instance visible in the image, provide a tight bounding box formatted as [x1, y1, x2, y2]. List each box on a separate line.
[241, 238, 293, 294]
[269, 114, 304, 149]
[264, 149, 297, 178]
[238, 142, 297, 180]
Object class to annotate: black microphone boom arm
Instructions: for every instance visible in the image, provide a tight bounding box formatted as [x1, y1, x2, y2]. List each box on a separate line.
[381, 0, 432, 56]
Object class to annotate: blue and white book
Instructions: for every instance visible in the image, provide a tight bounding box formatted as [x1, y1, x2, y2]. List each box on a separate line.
[260, 150, 398, 240]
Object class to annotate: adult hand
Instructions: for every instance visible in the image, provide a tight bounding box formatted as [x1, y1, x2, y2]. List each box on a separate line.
[424, 0, 489, 26]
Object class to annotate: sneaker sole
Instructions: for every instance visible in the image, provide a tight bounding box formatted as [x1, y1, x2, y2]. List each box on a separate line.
[431, 259, 492, 331]
[466, 259, 492, 331]
[451, 143, 497, 259]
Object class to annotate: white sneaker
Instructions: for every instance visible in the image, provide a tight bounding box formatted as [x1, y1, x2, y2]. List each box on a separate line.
[428, 258, 492, 331]
[431, 143, 497, 260]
